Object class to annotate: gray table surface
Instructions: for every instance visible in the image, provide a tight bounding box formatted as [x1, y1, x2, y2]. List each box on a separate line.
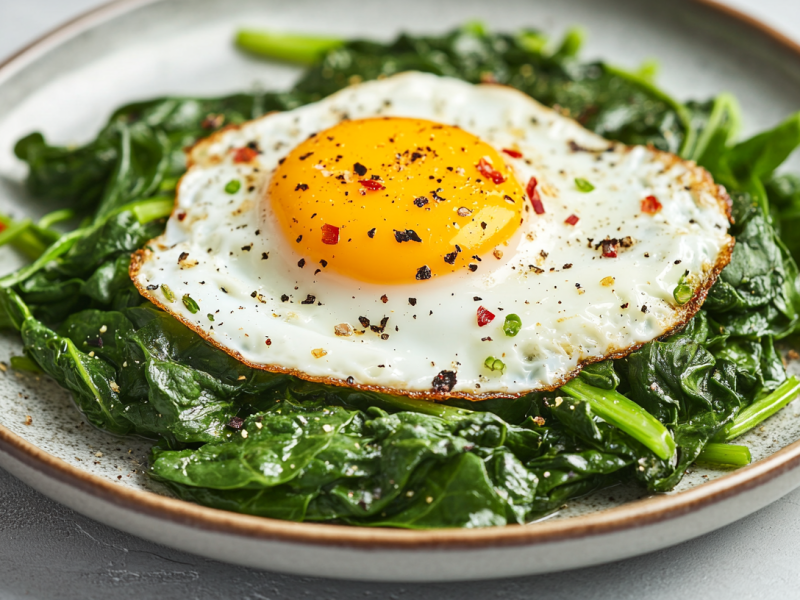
[3, 0, 800, 598]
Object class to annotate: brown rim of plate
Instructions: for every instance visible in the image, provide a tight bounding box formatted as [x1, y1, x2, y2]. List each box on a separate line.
[1, 0, 800, 551]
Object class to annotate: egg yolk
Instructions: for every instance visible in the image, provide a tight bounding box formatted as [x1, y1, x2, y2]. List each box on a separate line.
[268, 117, 525, 284]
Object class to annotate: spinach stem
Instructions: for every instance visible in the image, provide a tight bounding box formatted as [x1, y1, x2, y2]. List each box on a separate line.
[722, 376, 800, 441]
[371, 393, 473, 420]
[696, 442, 751, 466]
[561, 378, 676, 460]
[38, 208, 76, 230]
[0, 213, 48, 259]
[0, 228, 87, 289]
[235, 30, 343, 64]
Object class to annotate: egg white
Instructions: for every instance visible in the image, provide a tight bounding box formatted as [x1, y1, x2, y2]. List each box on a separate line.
[131, 72, 732, 399]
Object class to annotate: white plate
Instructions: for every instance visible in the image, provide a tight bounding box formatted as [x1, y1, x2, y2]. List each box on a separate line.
[2, 0, 800, 581]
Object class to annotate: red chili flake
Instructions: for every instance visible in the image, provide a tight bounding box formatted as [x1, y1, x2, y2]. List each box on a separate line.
[265, 338, 272, 346]
[176, 212, 186, 222]
[526, 177, 545, 214]
[359, 179, 385, 191]
[233, 147, 258, 163]
[502, 148, 523, 159]
[602, 239, 618, 258]
[641, 195, 663, 214]
[476, 157, 506, 184]
[380, 295, 389, 304]
[321, 224, 339, 245]
[477, 306, 496, 327]
[0, 222, 5, 234]
[565, 214, 579, 226]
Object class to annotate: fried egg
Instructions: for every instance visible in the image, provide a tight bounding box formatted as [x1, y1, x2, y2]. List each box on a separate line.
[130, 72, 733, 400]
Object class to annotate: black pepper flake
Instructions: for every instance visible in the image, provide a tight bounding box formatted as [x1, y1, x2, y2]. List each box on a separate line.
[353, 162, 367, 176]
[381, 333, 389, 340]
[621, 303, 629, 309]
[301, 295, 316, 305]
[563, 263, 573, 269]
[241, 245, 252, 251]
[146, 284, 159, 291]
[298, 258, 306, 268]
[443, 251, 458, 265]
[296, 235, 303, 243]
[320, 259, 328, 267]
[674, 259, 682, 264]
[416, 265, 432, 280]
[481, 337, 492, 342]
[178, 251, 189, 263]
[380, 295, 389, 303]
[468, 264, 478, 272]
[250, 291, 257, 298]
[346, 376, 355, 384]
[295, 183, 309, 191]
[370, 317, 390, 333]
[220, 287, 228, 294]
[431, 370, 457, 393]
[394, 229, 422, 243]
[359, 316, 370, 328]
[281, 294, 290, 302]
[227, 416, 245, 430]
[431, 190, 446, 202]
[480, 222, 487, 230]
[314, 269, 321, 275]
[367, 228, 376, 238]
[473, 296, 482, 301]
[261, 252, 269, 260]
[641, 305, 648, 313]
[299, 152, 314, 161]
[414, 196, 429, 207]
[408, 298, 417, 306]
[410, 152, 423, 162]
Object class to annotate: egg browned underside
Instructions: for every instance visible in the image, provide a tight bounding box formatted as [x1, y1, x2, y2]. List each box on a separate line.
[130, 72, 733, 401]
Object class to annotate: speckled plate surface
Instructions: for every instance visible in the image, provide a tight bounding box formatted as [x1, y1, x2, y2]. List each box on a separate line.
[2, 0, 800, 581]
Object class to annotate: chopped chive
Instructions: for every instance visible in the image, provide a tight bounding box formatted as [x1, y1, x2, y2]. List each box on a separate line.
[503, 313, 522, 337]
[182, 294, 200, 314]
[225, 179, 241, 194]
[484, 356, 506, 373]
[207, 313, 215, 322]
[161, 284, 175, 303]
[673, 284, 693, 305]
[574, 178, 595, 192]
[696, 443, 751, 467]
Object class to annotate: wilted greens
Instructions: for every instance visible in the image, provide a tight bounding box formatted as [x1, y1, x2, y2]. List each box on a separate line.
[2, 24, 800, 528]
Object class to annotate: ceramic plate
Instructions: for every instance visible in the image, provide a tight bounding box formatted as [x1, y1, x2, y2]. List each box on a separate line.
[2, 0, 800, 582]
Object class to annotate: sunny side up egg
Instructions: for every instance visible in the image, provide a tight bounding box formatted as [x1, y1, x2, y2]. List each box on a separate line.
[130, 72, 733, 400]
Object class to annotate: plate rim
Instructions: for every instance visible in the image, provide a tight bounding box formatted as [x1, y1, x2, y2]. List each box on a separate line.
[2, 0, 800, 551]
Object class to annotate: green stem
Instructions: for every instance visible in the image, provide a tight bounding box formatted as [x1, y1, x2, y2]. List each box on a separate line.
[721, 376, 800, 441]
[561, 378, 676, 460]
[0, 228, 87, 289]
[604, 64, 696, 158]
[38, 208, 76, 230]
[0, 218, 33, 247]
[235, 29, 343, 64]
[688, 92, 741, 162]
[372, 393, 473, 420]
[130, 197, 174, 224]
[0, 213, 48, 259]
[696, 442, 751, 467]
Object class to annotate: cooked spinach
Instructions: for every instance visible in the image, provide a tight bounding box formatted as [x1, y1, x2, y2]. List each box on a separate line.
[3, 23, 800, 528]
